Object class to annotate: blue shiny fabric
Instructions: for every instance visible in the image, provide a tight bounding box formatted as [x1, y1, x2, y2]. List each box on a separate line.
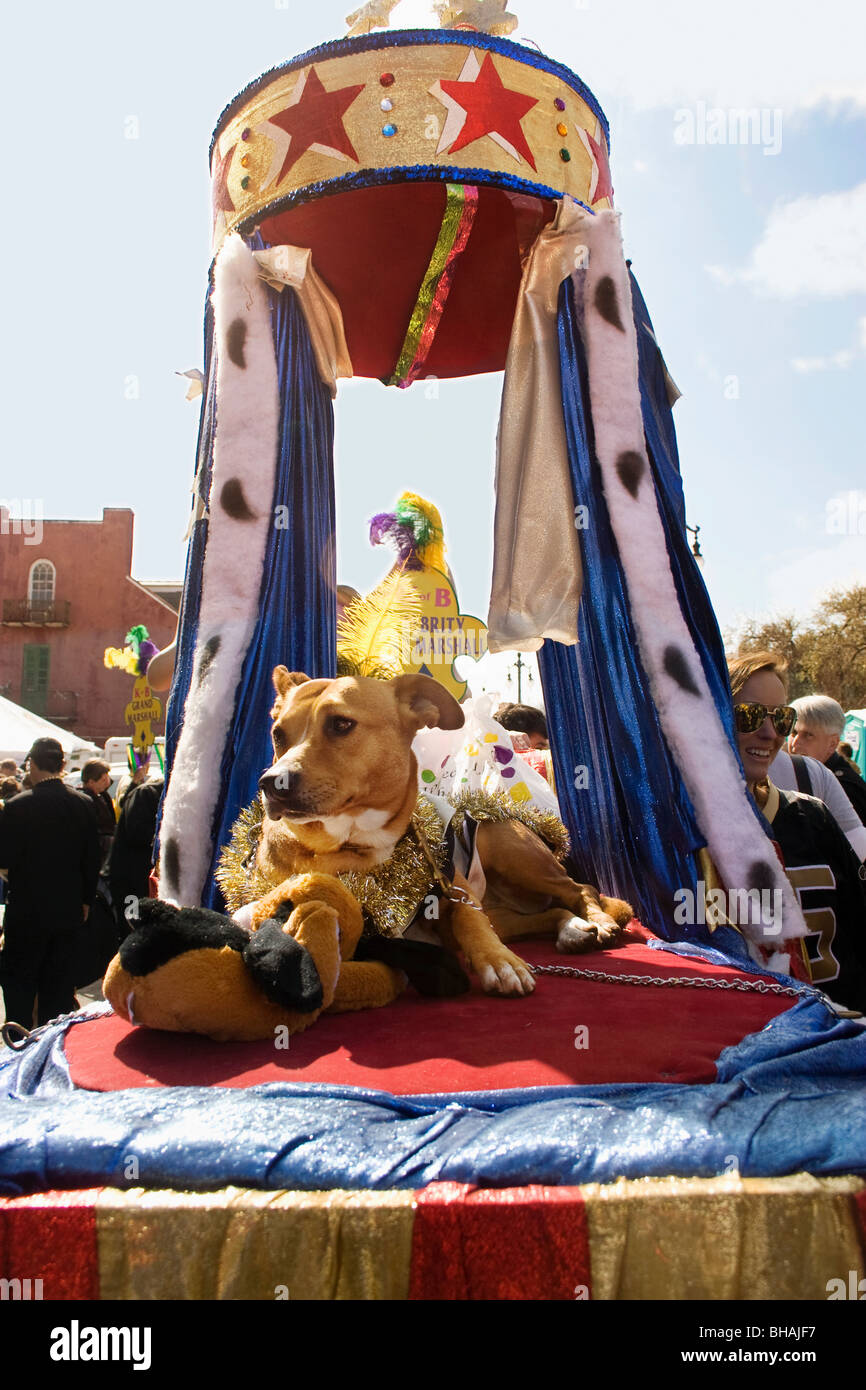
[1, 991, 864, 1195]
[539, 275, 701, 937]
[629, 270, 737, 736]
[538, 274, 752, 953]
[162, 260, 337, 910]
[203, 248, 337, 908]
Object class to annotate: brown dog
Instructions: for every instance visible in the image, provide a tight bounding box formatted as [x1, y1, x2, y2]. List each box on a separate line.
[256, 668, 632, 997]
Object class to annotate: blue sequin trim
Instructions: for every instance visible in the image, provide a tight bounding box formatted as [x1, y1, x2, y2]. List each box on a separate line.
[222, 164, 596, 258]
[209, 28, 609, 163]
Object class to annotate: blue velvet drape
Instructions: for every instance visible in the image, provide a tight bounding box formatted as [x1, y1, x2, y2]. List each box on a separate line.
[203, 272, 337, 908]
[539, 272, 744, 952]
[163, 259, 337, 910]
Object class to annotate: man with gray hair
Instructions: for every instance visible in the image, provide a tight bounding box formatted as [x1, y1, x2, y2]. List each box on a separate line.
[790, 695, 866, 826]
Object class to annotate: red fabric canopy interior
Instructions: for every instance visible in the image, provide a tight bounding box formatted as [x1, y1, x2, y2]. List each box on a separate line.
[259, 182, 556, 379]
[66, 927, 790, 1096]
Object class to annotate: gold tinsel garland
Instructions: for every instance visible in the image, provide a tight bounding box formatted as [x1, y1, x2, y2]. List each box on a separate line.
[216, 789, 571, 938]
[216, 796, 451, 938]
[448, 787, 570, 862]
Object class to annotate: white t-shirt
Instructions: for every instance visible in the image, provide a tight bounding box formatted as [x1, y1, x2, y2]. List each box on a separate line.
[771, 748, 866, 861]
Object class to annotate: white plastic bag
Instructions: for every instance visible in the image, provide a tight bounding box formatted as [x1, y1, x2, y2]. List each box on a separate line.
[412, 693, 560, 817]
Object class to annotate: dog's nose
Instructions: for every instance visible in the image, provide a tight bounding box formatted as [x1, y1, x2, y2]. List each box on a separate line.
[258, 767, 301, 800]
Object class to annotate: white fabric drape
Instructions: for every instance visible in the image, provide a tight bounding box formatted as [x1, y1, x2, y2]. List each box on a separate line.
[487, 198, 589, 653]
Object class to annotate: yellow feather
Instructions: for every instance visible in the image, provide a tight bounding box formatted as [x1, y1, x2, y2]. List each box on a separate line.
[104, 646, 139, 675]
[336, 570, 422, 679]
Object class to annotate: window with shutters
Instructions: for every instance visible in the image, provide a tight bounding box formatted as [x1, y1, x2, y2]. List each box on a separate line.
[22, 645, 50, 714]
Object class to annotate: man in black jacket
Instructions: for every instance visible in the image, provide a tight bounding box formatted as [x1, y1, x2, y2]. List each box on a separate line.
[108, 776, 164, 934]
[78, 758, 116, 872]
[0, 737, 100, 1027]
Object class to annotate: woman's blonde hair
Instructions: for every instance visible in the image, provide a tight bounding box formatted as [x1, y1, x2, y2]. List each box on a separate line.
[727, 650, 789, 701]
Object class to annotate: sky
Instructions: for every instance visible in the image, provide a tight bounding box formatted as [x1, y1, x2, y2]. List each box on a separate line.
[2, 0, 864, 696]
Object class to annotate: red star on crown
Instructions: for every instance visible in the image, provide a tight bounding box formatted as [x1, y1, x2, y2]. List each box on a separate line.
[577, 122, 613, 205]
[265, 66, 365, 185]
[436, 50, 538, 171]
[211, 140, 237, 230]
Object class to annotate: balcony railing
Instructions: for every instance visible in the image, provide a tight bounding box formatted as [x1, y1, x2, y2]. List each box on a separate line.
[2, 599, 71, 626]
[44, 695, 79, 724]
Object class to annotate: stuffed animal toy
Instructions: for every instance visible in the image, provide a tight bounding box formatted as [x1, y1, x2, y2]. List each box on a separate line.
[103, 872, 467, 1043]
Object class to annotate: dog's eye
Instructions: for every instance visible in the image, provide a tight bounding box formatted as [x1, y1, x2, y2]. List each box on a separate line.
[327, 715, 356, 737]
[272, 728, 288, 753]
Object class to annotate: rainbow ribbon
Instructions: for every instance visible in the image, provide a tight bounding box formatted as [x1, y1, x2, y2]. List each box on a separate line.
[388, 183, 479, 388]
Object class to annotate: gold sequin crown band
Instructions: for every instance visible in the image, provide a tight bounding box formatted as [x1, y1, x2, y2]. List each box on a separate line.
[210, 29, 612, 254]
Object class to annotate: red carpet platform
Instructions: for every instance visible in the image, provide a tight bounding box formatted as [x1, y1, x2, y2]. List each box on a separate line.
[9, 929, 863, 1302]
[65, 928, 790, 1094]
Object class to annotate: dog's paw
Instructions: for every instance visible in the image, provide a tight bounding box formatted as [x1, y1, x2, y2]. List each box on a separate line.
[478, 951, 535, 997]
[557, 914, 624, 953]
[557, 916, 599, 954]
[594, 918, 625, 947]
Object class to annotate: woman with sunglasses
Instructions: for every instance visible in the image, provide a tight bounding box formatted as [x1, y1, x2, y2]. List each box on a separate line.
[728, 651, 866, 1013]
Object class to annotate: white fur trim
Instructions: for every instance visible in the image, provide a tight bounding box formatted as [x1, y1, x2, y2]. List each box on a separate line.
[159, 234, 280, 906]
[573, 210, 806, 949]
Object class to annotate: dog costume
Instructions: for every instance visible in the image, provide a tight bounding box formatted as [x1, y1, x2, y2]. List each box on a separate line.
[103, 867, 469, 1043]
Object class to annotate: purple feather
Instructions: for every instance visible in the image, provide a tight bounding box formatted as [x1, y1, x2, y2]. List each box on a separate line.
[138, 640, 160, 675]
[368, 513, 422, 568]
[369, 512, 397, 547]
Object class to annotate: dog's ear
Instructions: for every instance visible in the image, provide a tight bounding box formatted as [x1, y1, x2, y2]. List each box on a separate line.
[271, 667, 311, 719]
[272, 667, 310, 699]
[390, 674, 465, 733]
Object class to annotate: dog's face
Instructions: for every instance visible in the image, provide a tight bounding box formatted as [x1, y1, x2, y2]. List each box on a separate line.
[258, 669, 463, 824]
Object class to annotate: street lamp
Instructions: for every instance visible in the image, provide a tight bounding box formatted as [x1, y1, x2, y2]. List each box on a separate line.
[506, 653, 534, 704]
[686, 523, 704, 569]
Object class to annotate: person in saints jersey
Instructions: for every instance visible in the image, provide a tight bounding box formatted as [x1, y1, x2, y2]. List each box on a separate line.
[728, 651, 866, 1013]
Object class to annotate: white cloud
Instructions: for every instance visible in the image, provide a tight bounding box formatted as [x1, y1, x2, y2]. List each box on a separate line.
[791, 349, 855, 373]
[790, 314, 866, 372]
[709, 183, 866, 299]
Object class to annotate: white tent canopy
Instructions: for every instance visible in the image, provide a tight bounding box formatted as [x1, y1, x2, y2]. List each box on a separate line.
[0, 695, 101, 764]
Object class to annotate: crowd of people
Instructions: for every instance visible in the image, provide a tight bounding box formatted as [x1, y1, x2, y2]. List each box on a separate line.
[0, 667, 864, 1030]
[0, 739, 164, 1030]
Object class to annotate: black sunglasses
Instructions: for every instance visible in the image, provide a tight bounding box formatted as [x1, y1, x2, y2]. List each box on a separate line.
[733, 702, 796, 737]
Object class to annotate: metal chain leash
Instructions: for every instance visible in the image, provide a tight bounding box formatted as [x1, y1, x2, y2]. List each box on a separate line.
[530, 962, 811, 998]
[1, 1021, 33, 1051]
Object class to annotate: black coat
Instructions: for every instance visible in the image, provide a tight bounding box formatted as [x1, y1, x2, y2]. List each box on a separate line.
[770, 788, 866, 1012]
[826, 751, 866, 826]
[108, 779, 164, 913]
[0, 779, 100, 921]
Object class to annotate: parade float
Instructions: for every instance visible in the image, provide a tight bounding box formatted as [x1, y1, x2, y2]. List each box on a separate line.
[1, 1, 864, 1302]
